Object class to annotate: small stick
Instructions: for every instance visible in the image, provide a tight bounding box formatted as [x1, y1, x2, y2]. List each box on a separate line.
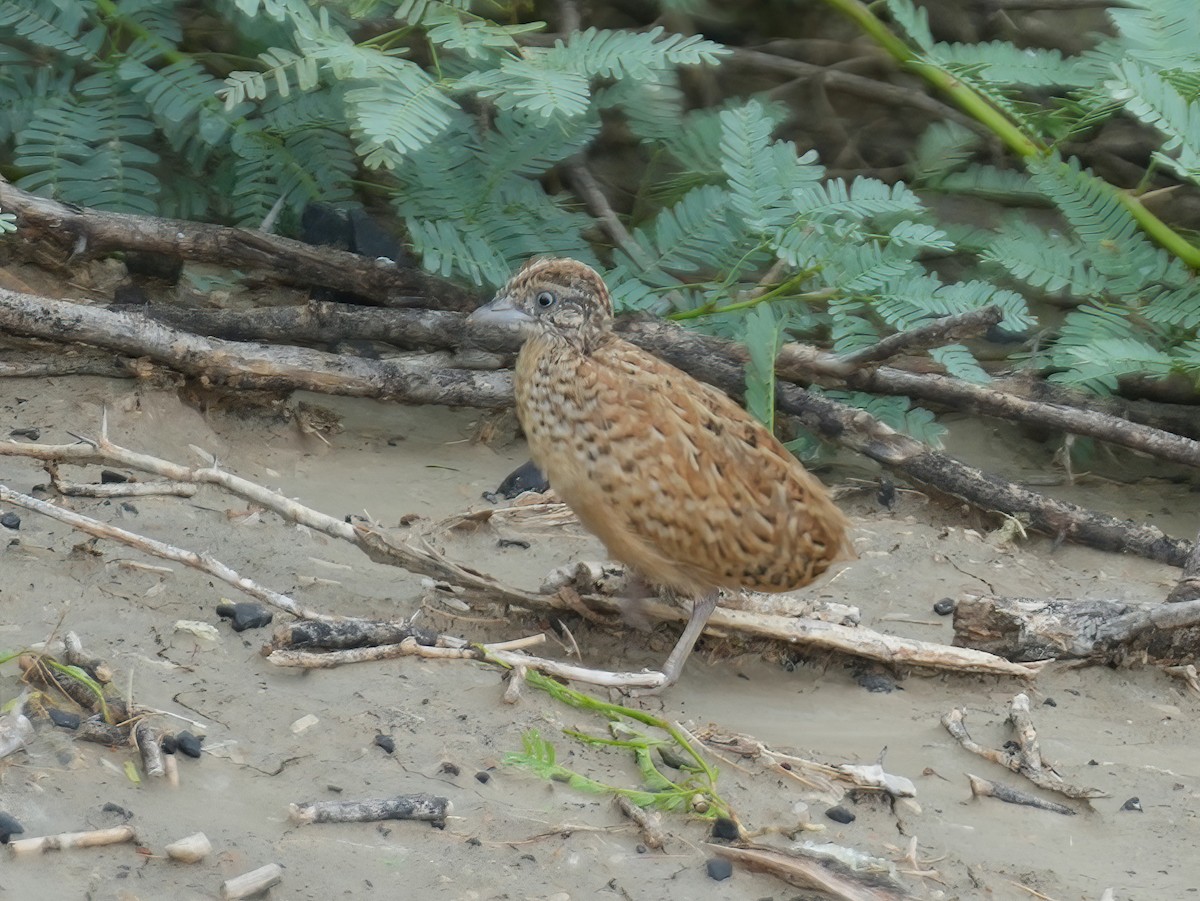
[221, 863, 283, 900]
[63, 632, 113, 683]
[1165, 663, 1200, 695]
[967, 774, 1076, 816]
[45, 463, 197, 498]
[837, 306, 1004, 369]
[8, 824, 137, 855]
[135, 721, 165, 778]
[615, 795, 665, 850]
[289, 794, 450, 826]
[163, 751, 180, 788]
[0, 485, 337, 624]
[502, 666, 527, 704]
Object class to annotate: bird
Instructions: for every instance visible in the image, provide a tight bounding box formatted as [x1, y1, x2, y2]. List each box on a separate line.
[467, 258, 850, 690]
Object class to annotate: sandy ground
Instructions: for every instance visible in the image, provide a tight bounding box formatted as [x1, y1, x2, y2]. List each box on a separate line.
[1, 375, 1198, 901]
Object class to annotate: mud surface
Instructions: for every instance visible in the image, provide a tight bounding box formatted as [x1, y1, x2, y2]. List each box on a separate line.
[1, 377, 1197, 901]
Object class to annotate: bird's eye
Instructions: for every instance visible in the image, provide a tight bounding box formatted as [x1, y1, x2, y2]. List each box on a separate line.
[535, 291, 557, 308]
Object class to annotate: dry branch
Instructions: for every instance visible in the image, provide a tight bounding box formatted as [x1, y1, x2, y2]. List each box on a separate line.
[0, 176, 473, 310]
[941, 697, 1103, 800]
[0, 433, 1038, 679]
[953, 592, 1200, 663]
[707, 843, 913, 901]
[0, 286, 1192, 566]
[0, 288, 510, 408]
[289, 794, 450, 826]
[966, 774, 1075, 816]
[7, 824, 136, 856]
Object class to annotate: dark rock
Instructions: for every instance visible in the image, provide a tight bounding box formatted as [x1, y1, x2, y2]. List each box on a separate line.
[487, 460, 549, 501]
[374, 734, 396, 754]
[216, 600, 273, 632]
[856, 672, 900, 693]
[711, 817, 740, 840]
[175, 731, 203, 758]
[933, 598, 955, 616]
[474, 771, 491, 784]
[0, 812, 24, 843]
[825, 805, 856, 824]
[0, 512, 20, 530]
[48, 708, 81, 730]
[1121, 797, 1143, 812]
[706, 858, 733, 881]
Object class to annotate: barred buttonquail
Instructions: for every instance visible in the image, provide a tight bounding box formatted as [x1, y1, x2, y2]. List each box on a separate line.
[469, 258, 850, 689]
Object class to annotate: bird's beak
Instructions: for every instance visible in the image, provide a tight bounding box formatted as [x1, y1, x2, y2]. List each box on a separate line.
[466, 293, 535, 327]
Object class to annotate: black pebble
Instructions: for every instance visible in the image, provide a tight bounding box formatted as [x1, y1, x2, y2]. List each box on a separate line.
[706, 858, 733, 881]
[876, 478, 896, 509]
[856, 673, 900, 693]
[1121, 797, 1143, 812]
[636, 844, 647, 854]
[1043, 697, 1057, 707]
[0, 812, 24, 843]
[100, 470, 130, 484]
[0, 512, 20, 530]
[215, 600, 273, 632]
[161, 734, 178, 754]
[933, 598, 955, 616]
[9, 427, 39, 440]
[474, 771, 491, 784]
[488, 460, 549, 501]
[48, 708, 81, 730]
[374, 734, 396, 754]
[711, 817, 740, 840]
[440, 761, 461, 776]
[175, 731, 203, 758]
[825, 805, 856, 824]
[102, 802, 132, 820]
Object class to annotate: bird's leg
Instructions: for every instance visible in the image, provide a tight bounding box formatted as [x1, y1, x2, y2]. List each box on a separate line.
[652, 589, 720, 692]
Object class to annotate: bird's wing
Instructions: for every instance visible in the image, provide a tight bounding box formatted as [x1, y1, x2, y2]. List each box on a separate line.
[541, 337, 847, 592]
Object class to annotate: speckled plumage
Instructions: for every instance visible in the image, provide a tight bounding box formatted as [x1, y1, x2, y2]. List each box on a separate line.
[470, 258, 850, 687]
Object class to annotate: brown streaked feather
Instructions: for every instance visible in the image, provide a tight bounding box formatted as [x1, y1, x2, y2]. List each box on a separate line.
[515, 323, 850, 597]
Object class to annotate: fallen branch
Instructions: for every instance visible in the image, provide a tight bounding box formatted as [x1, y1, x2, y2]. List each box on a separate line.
[966, 774, 1075, 816]
[289, 794, 450, 826]
[0, 176, 472, 310]
[707, 842, 912, 901]
[221, 863, 283, 901]
[953, 592, 1200, 663]
[7, 824, 136, 856]
[941, 697, 1103, 800]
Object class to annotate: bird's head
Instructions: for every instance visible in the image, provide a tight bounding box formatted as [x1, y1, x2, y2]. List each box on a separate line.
[467, 258, 614, 350]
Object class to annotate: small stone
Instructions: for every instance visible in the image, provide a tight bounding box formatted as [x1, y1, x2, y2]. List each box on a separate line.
[102, 802, 132, 820]
[932, 598, 954, 616]
[374, 734, 396, 754]
[1043, 697, 1057, 707]
[215, 600, 273, 632]
[161, 734, 178, 754]
[706, 858, 733, 881]
[440, 761, 461, 776]
[825, 805, 856, 824]
[47, 708, 81, 730]
[100, 470, 129, 484]
[0, 512, 20, 530]
[711, 817, 740, 840]
[1121, 797, 1143, 812]
[0, 812, 25, 843]
[474, 771, 491, 784]
[489, 460, 549, 501]
[174, 731, 203, 758]
[164, 831, 212, 863]
[856, 672, 899, 693]
[9, 427, 39, 440]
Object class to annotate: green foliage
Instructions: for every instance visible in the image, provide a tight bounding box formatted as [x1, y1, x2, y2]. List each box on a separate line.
[4, 0, 1200, 438]
[895, 0, 1200, 391]
[502, 670, 730, 818]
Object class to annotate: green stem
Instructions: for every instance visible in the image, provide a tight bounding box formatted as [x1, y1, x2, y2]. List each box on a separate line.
[820, 0, 1200, 269]
[669, 278, 827, 322]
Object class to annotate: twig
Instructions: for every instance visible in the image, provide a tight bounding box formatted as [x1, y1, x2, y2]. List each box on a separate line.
[45, 463, 196, 498]
[289, 794, 450, 826]
[221, 864, 283, 900]
[836, 307, 1004, 368]
[706, 843, 912, 901]
[615, 795, 665, 850]
[564, 159, 651, 269]
[941, 699, 1104, 800]
[0, 485, 337, 623]
[7, 824, 137, 856]
[967, 774, 1075, 816]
